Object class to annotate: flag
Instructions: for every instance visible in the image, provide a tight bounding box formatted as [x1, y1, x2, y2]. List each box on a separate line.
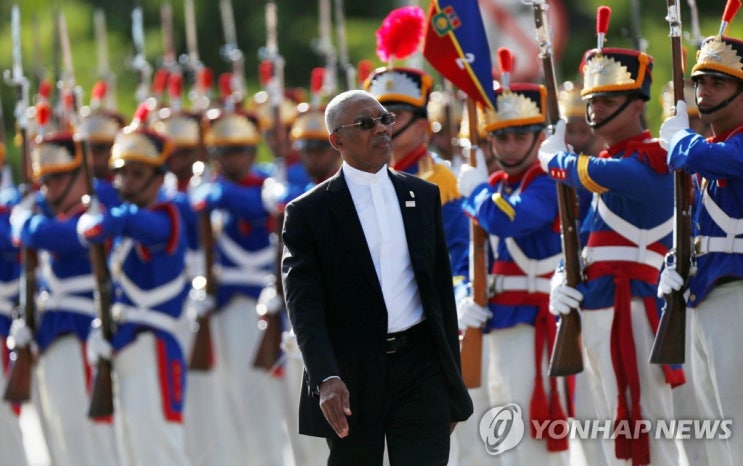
[423, 0, 496, 110]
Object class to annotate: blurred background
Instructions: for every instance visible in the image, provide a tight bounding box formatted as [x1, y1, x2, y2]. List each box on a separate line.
[0, 0, 739, 175]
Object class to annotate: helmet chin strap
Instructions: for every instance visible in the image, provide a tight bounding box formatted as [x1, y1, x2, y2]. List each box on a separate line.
[696, 87, 743, 115]
[119, 171, 159, 205]
[390, 115, 421, 140]
[586, 95, 635, 130]
[47, 168, 80, 211]
[495, 132, 539, 169]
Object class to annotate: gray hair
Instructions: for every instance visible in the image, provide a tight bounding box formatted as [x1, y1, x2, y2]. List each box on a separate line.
[324, 90, 377, 134]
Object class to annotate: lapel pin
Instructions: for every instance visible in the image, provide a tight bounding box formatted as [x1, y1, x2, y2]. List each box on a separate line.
[409, 190, 415, 198]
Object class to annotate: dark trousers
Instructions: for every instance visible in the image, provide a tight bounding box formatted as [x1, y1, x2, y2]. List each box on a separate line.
[326, 324, 451, 466]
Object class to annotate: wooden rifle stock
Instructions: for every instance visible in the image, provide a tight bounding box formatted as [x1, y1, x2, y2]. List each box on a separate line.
[532, 0, 583, 376]
[651, 0, 689, 364]
[252, 210, 284, 372]
[189, 197, 216, 370]
[87, 247, 115, 418]
[460, 97, 486, 388]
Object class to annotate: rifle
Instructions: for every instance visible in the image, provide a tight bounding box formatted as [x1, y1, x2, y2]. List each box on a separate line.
[334, 0, 356, 90]
[131, 6, 152, 104]
[58, 11, 117, 417]
[3, 6, 37, 403]
[252, 1, 285, 372]
[94, 9, 116, 110]
[219, 0, 246, 106]
[183, 0, 212, 112]
[459, 97, 487, 388]
[532, 0, 583, 376]
[650, 0, 694, 365]
[317, 0, 337, 97]
[188, 162, 216, 370]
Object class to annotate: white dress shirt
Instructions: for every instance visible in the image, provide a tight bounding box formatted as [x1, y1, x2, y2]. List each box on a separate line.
[342, 163, 424, 332]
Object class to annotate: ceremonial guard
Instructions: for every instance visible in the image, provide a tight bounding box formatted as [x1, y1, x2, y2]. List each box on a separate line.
[78, 105, 190, 465]
[456, 48, 570, 465]
[539, 9, 684, 465]
[9, 130, 119, 465]
[192, 103, 284, 465]
[659, 4, 743, 464]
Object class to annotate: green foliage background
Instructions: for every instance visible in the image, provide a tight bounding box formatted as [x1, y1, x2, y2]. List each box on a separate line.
[0, 0, 740, 175]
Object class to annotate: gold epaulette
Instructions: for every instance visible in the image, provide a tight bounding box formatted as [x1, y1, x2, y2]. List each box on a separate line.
[421, 162, 461, 205]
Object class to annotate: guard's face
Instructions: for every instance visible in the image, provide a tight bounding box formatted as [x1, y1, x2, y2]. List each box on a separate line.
[88, 142, 113, 179]
[330, 98, 392, 173]
[211, 145, 256, 183]
[114, 161, 162, 206]
[586, 95, 643, 141]
[566, 116, 599, 155]
[490, 130, 543, 177]
[167, 146, 201, 182]
[298, 140, 340, 182]
[694, 74, 743, 123]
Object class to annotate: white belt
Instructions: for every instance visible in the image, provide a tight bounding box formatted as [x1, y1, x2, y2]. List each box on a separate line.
[694, 236, 743, 256]
[0, 300, 13, 317]
[112, 303, 179, 334]
[583, 245, 665, 270]
[36, 294, 96, 317]
[217, 235, 274, 269]
[216, 266, 271, 287]
[597, 197, 673, 248]
[504, 238, 561, 277]
[0, 279, 19, 300]
[488, 275, 551, 295]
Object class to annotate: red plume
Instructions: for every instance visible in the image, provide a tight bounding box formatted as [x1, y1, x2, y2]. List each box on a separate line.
[722, 0, 742, 35]
[596, 6, 611, 35]
[375, 6, 426, 63]
[152, 69, 170, 96]
[197, 67, 213, 91]
[219, 73, 233, 99]
[357, 59, 374, 86]
[169, 73, 183, 99]
[131, 102, 150, 128]
[311, 68, 325, 95]
[36, 101, 52, 128]
[39, 79, 52, 99]
[259, 60, 273, 87]
[91, 81, 107, 102]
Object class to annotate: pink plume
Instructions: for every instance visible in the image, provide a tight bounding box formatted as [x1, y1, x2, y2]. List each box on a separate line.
[375, 6, 426, 62]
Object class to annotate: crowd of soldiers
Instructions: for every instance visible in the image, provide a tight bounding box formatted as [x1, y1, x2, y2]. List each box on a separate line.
[0, 1, 742, 466]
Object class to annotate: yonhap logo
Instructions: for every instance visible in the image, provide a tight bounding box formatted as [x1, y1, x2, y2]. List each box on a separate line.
[479, 403, 525, 455]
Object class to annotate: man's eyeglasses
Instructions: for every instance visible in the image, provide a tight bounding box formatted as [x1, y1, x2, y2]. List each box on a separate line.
[334, 113, 396, 133]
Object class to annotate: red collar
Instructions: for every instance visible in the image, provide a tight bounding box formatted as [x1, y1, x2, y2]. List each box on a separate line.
[391, 145, 428, 171]
[598, 130, 653, 158]
[709, 122, 743, 143]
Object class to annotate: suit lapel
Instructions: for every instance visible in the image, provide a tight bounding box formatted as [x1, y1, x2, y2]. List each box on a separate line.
[389, 170, 425, 271]
[325, 170, 383, 295]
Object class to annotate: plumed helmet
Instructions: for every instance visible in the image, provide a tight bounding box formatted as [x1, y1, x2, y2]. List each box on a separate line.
[364, 67, 433, 116]
[202, 109, 261, 147]
[31, 132, 82, 181]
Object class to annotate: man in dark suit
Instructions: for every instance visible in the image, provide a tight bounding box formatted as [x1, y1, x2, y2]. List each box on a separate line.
[281, 89, 473, 465]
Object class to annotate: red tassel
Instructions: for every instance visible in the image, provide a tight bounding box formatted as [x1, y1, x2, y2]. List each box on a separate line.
[631, 413, 651, 466]
[614, 400, 632, 461]
[529, 380, 549, 439]
[546, 389, 569, 452]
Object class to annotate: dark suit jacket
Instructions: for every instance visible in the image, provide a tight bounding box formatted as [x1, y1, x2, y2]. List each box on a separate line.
[281, 167, 473, 438]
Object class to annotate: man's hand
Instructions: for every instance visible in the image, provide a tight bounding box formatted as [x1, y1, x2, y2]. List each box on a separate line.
[319, 377, 352, 438]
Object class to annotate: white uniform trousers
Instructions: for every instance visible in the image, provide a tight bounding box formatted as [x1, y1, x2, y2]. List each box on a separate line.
[37, 334, 119, 466]
[572, 351, 611, 466]
[115, 332, 190, 466]
[211, 295, 286, 466]
[0, 344, 28, 466]
[486, 324, 570, 466]
[449, 331, 498, 466]
[690, 280, 743, 466]
[582, 301, 681, 465]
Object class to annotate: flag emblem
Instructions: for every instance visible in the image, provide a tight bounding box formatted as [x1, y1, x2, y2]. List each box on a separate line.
[432, 6, 461, 36]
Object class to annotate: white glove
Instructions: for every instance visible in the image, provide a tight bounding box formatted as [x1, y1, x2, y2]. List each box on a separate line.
[538, 119, 567, 172]
[456, 297, 492, 331]
[457, 148, 488, 197]
[86, 323, 112, 366]
[8, 319, 32, 349]
[280, 329, 302, 359]
[657, 267, 684, 298]
[9, 192, 37, 240]
[256, 283, 284, 316]
[186, 287, 216, 320]
[659, 100, 690, 151]
[261, 177, 287, 215]
[549, 270, 583, 316]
